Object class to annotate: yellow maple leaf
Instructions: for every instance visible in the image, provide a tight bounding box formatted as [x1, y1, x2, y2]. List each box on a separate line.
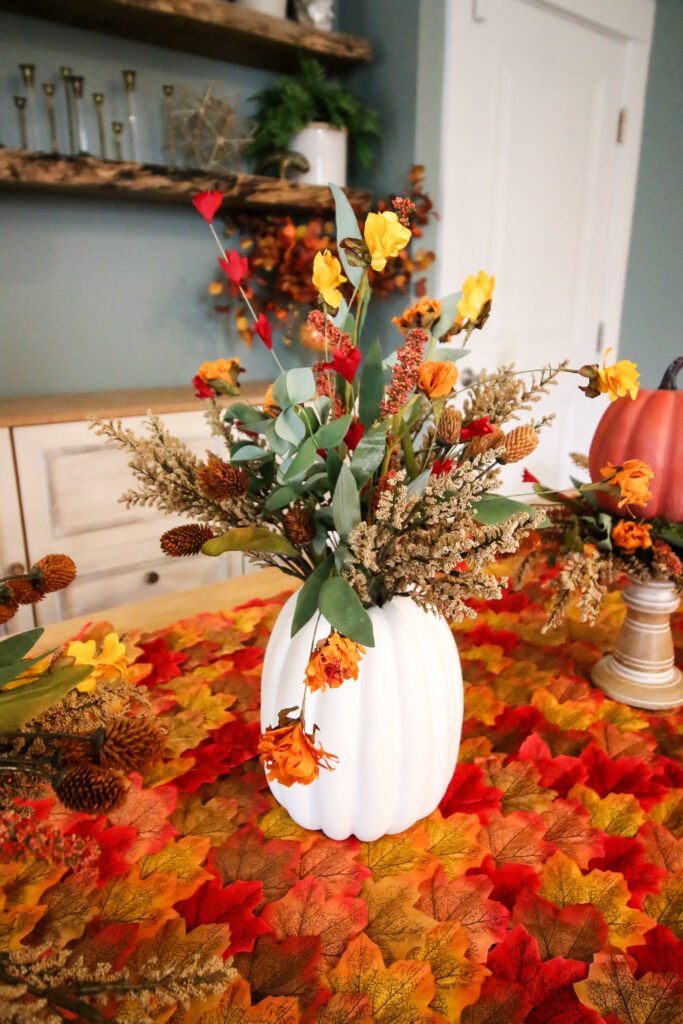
[457, 737, 494, 763]
[138, 835, 212, 901]
[599, 698, 650, 733]
[97, 865, 179, 938]
[29, 874, 97, 949]
[162, 709, 213, 756]
[479, 755, 555, 815]
[408, 921, 489, 1020]
[257, 805, 319, 850]
[460, 645, 513, 675]
[650, 790, 683, 838]
[643, 872, 683, 938]
[568, 784, 647, 837]
[0, 894, 46, 952]
[464, 686, 506, 725]
[172, 794, 239, 847]
[198, 976, 300, 1023]
[540, 850, 653, 950]
[358, 823, 432, 881]
[0, 856, 66, 908]
[143, 756, 197, 789]
[574, 951, 683, 1024]
[532, 689, 599, 732]
[422, 811, 487, 878]
[362, 876, 438, 961]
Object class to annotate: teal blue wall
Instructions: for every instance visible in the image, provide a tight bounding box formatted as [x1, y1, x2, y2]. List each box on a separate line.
[619, 0, 683, 388]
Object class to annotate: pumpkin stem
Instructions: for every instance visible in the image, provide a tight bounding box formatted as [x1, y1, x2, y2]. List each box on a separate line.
[658, 357, 683, 390]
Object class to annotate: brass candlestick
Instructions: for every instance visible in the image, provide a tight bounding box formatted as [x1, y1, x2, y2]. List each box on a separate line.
[13, 96, 28, 149]
[42, 83, 58, 154]
[19, 63, 38, 150]
[60, 65, 75, 153]
[112, 121, 124, 161]
[122, 69, 138, 161]
[162, 84, 175, 168]
[68, 75, 88, 153]
[92, 92, 106, 159]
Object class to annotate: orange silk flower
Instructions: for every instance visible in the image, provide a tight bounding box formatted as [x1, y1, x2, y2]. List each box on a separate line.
[600, 459, 654, 509]
[304, 632, 366, 693]
[611, 519, 653, 551]
[258, 719, 337, 787]
[197, 358, 242, 384]
[417, 361, 460, 398]
[392, 296, 442, 333]
[263, 383, 280, 418]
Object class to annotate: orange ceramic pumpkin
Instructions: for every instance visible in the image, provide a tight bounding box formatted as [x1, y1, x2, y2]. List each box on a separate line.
[588, 358, 683, 522]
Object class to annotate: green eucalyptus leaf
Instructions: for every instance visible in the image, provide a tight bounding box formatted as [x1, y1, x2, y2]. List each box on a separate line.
[283, 437, 319, 482]
[203, 527, 298, 557]
[473, 493, 538, 525]
[291, 555, 333, 637]
[319, 576, 374, 647]
[286, 367, 316, 405]
[326, 448, 343, 492]
[230, 445, 271, 463]
[302, 472, 330, 494]
[435, 290, 463, 338]
[350, 420, 390, 486]
[265, 421, 292, 457]
[334, 542, 353, 573]
[275, 407, 307, 446]
[359, 337, 385, 428]
[332, 464, 361, 540]
[0, 664, 94, 731]
[224, 402, 268, 424]
[315, 414, 351, 449]
[329, 183, 364, 287]
[0, 628, 44, 668]
[313, 394, 331, 425]
[311, 524, 329, 557]
[264, 485, 302, 512]
[432, 345, 470, 362]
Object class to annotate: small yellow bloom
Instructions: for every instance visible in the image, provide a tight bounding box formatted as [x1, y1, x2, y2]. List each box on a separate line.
[197, 358, 243, 385]
[417, 361, 460, 398]
[600, 459, 654, 509]
[457, 271, 495, 325]
[363, 211, 411, 272]
[208, 281, 224, 296]
[263, 383, 280, 418]
[312, 250, 347, 308]
[595, 349, 640, 401]
[66, 632, 128, 692]
[611, 519, 653, 551]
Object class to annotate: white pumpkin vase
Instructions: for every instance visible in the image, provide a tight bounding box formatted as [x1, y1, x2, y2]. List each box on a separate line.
[261, 592, 463, 842]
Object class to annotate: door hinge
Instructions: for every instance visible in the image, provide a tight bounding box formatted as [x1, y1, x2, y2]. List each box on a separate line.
[596, 322, 606, 353]
[617, 108, 627, 144]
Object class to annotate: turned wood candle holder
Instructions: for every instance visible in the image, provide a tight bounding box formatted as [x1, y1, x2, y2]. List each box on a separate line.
[592, 578, 683, 710]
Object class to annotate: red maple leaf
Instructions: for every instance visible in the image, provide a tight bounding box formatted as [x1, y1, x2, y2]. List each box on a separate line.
[439, 762, 502, 822]
[474, 855, 541, 911]
[66, 817, 137, 882]
[175, 872, 271, 955]
[517, 734, 588, 797]
[232, 646, 265, 672]
[134, 637, 187, 687]
[579, 745, 665, 803]
[486, 705, 546, 754]
[588, 835, 666, 910]
[175, 718, 261, 792]
[467, 624, 519, 653]
[487, 924, 587, 1011]
[627, 925, 683, 979]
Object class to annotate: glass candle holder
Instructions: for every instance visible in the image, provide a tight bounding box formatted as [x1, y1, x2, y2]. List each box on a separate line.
[60, 66, 75, 154]
[42, 83, 58, 154]
[68, 75, 88, 154]
[19, 63, 39, 150]
[92, 92, 106, 159]
[122, 69, 138, 161]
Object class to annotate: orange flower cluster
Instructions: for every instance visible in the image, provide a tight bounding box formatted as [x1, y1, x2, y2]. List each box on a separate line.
[393, 296, 442, 334]
[304, 632, 366, 693]
[258, 718, 338, 787]
[600, 459, 654, 509]
[611, 519, 653, 551]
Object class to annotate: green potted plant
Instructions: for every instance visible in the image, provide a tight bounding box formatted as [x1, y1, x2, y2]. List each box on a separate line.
[247, 57, 379, 186]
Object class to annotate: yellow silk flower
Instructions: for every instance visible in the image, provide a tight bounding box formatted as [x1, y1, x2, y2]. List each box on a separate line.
[595, 349, 640, 401]
[312, 250, 347, 308]
[197, 358, 242, 385]
[363, 211, 411, 272]
[457, 271, 495, 324]
[66, 632, 128, 692]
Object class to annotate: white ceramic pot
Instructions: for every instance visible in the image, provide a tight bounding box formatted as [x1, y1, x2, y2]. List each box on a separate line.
[260, 593, 463, 842]
[234, 0, 288, 17]
[290, 122, 347, 187]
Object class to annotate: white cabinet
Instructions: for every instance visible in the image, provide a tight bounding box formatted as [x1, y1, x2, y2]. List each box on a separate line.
[0, 428, 34, 634]
[9, 410, 242, 625]
[417, 0, 655, 488]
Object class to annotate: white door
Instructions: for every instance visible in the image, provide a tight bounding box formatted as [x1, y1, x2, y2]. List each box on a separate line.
[430, 0, 654, 488]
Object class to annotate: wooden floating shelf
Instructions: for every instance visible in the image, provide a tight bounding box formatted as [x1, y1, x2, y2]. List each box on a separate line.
[0, 150, 372, 212]
[0, 0, 371, 73]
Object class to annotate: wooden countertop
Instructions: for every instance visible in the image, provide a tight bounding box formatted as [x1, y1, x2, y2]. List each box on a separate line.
[0, 382, 269, 428]
[34, 567, 298, 652]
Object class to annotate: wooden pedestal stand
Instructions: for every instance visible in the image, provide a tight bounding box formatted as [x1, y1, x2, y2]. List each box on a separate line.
[592, 578, 683, 710]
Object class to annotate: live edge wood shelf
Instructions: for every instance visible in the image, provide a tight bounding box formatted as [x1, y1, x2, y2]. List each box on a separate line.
[0, 150, 372, 212]
[0, 0, 371, 74]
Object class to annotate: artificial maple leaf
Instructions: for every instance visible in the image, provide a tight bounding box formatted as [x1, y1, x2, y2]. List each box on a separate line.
[479, 755, 556, 815]
[482, 705, 546, 755]
[261, 875, 366, 970]
[532, 689, 599, 732]
[67, 921, 139, 972]
[460, 975, 532, 1024]
[540, 850, 654, 950]
[579, 745, 664, 804]
[361, 876, 437, 962]
[574, 951, 683, 1024]
[588, 835, 666, 909]
[599, 698, 650, 733]
[439, 762, 502, 822]
[491, 661, 554, 708]
[163, 709, 211, 756]
[97, 863, 179, 938]
[357, 822, 432, 881]
[171, 794, 239, 847]
[516, 734, 588, 797]
[131, 914, 233, 978]
[464, 685, 507, 726]
[643, 872, 683, 939]
[540, 798, 606, 869]
[457, 736, 494, 763]
[479, 809, 552, 867]
[461, 643, 513, 676]
[234, 932, 329, 1015]
[315, 992, 373, 1024]
[258, 806, 319, 850]
[568, 784, 647, 838]
[638, 822, 683, 872]
[0, 855, 66, 907]
[627, 925, 683, 979]
[298, 838, 371, 898]
[209, 772, 271, 828]
[176, 873, 270, 955]
[416, 868, 509, 959]
[135, 636, 188, 685]
[476, 856, 541, 911]
[325, 932, 437, 1024]
[487, 924, 587, 1011]
[512, 889, 608, 963]
[211, 825, 300, 904]
[138, 834, 212, 902]
[408, 921, 489, 1020]
[29, 872, 97, 948]
[650, 790, 683, 838]
[0, 896, 45, 951]
[196, 976, 300, 1023]
[422, 810, 488, 878]
[467, 623, 519, 653]
[107, 775, 178, 861]
[588, 720, 658, 762]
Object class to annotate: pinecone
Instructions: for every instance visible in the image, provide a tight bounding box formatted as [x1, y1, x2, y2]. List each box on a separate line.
[504, 426, 540, 463]
[58, 737, 95, 768]
[437, 407, 462, 445]
[33, 554, 77, 594]
[55, 766, 128, 813]
[465, 427, 505, 460]
[160, 524, 214, 557]
[9, 577, 44, 606]
[0, 588, 18, 625]
[96, 716, 166, 772]
[197, 457, 249, 501]
[283, 504, 316, 545]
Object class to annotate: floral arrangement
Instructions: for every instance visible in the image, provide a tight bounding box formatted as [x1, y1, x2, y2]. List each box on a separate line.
[518, 451, 683, 631]
[207, 165, 435, 349]
[93, 185, 626, 791]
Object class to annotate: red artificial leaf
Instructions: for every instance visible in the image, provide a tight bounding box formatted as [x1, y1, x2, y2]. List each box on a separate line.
[479, 809, 552, 867]
[210, 824, 300, 904]
[175, 718, 261, 792]
[416, 867, 509, 959]
[192, 189, 223, 223]
[323, 346, 362, 383]
[461, 975, 532, 1024]
[231, 646, 265, 672]
[540, 798, 606, 870]
[174, 873, 271, 955]
[344, 420, 365, 452]
[219, 248, 249, 285]
[486, 705, 546, 754]
[254, 312, 273, 349]
[134, 637, 187, 686]
[65, 817, 137, 882]
[261, 875, 367, 969]
[439, 762, 502, 822]
[579, 745, 666, 803]
[107, 775, 178, 861]
[487, 924, 587, 1010]
[588, 835, 666, 909]
[475, 855, 541, 911]
[193, 373, 215, 398]
[467, 624, 519, 654]
[234, 933, 329, 1017]
[627, 925, 683, 979]
[512, 890, 609, 964]
[517, 734, 588, 797]
[67, 922, 140, 973]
